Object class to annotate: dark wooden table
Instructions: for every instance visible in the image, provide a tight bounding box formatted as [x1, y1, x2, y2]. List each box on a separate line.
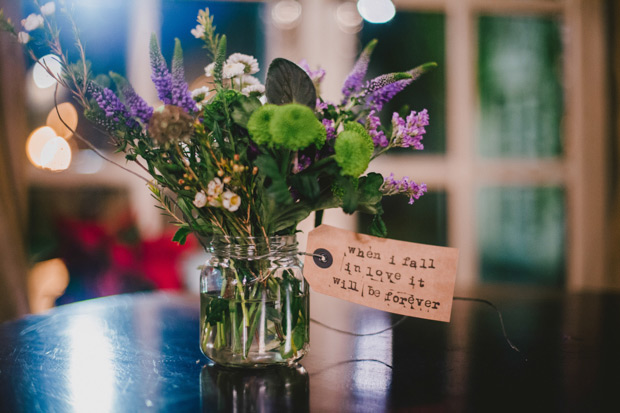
[1, 288, 619, 412]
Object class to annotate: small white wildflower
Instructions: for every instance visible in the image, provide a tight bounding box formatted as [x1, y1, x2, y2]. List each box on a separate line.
[193, 191, 207, 208]
[21, 13, 44, 32]
[222, 62, 245, 79]
[40, 2, 56, 16]
[241, 84, 265, 96]
[208, 197, 222, 207]
[206, 177, 224, 197]
[222, 191, 241, 212]
[226, 53, 259, 75]
[190, 24, 205, 39]
[204, 63, 215, 77]
[17, 31, 30, 44]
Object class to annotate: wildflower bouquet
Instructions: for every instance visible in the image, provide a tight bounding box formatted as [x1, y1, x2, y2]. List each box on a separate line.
[1, 1, 433, 365]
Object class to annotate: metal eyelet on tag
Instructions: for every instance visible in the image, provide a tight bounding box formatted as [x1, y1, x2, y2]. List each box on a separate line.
[312, 248, 333, 269]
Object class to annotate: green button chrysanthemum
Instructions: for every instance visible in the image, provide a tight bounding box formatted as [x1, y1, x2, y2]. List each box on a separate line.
[334, 129, 374, 177]
[269, 103, 326, 150]
[343, 122, 374, 152]
[247, 104, 278, 145]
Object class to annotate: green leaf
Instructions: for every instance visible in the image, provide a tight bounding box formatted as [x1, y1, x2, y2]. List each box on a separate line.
[290, 172, 320, 202]
[205, 297, 228, 325]
[357, 172, 384, 214]
[172, 225, 192, 245]
[370, 216, 387, 237]
[255, 154, 293, 205]
[265, 58, 316, 108]
[231, 95, 262, 128]
[338, 176, 359, 214]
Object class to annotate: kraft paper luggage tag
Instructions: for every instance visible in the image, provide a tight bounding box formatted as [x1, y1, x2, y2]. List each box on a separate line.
[303, 224, 459, 322]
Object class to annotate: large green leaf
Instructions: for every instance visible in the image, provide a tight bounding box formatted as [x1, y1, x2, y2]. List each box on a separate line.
[231, 95, 262, 128]
[265, 58, 316, 108]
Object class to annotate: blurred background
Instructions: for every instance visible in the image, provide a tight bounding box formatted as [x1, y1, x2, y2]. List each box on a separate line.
[0, 0, 618, 322]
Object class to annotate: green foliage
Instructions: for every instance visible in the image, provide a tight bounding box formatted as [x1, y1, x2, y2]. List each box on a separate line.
[247, 104, 277, 145]
[231, 95, 262, 128]
[213, 34, 227, 86]
[334, 130, 373, 177]
[265, 58, 316, 108]
[269, 104, 325, 150]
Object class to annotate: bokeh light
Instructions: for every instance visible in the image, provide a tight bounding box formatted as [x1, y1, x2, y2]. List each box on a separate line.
[46, 102, 79, 139]
[40, 136, 72, 171]
[337, 1, 363, 34]
[271, 0, 302, 30]
[26, 126, 57, 167]
[357, 0, 395, 24]
[33, 54, 63, 89]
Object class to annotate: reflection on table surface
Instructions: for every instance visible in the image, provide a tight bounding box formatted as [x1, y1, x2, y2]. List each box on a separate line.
[1, 288, 620, 412]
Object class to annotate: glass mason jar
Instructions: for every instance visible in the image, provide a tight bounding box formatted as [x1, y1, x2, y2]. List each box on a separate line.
[199, 235, 309, 367]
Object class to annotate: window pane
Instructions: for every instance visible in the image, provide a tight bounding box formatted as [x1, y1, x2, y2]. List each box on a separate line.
[360, 12, 446, 154]
[478, 15, 563, 158]
[358, 191, 447, 247]
[477, 186, 565, 286]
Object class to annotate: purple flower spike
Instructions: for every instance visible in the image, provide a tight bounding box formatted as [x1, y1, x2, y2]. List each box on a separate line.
[381, 173, 427, 204]
[93, 87, 137, 129]
[150, 35, 174, 106]
[366, 79, 412, 112]
[341, 39, 378, 102]
[122, 84, 154, 125]
[171, 38, 198, 113]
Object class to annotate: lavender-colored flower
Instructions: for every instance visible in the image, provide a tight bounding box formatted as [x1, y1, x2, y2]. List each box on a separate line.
[366, 79, 412, 112]
[299, 59, 326, 85]
[293, 154, 312, 174]
[171, 39, 198, 113]
[122, 84, 154, 125]
[316, 99, 328, 112]
[322, 118, 336, 141]
[367, 110, 388, 147]
[149, 36, 197, 113]
[361, 72, 413, 97]
[391, 109, 429, 150]
[381, 173, 427, 204]
[92, 87, 137, 128]
[150, 35, 174, 106]
[342, 39, 377, 102]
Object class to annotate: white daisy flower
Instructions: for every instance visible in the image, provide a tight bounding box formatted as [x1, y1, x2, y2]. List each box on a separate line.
[232, 75, 261, 89]
[222, 62, 245, 79]
[191, 85, 211, 109]
[204, 63, 215, 77]
[40, 2, 56, 16]
[21, 13, 44, 32]
[193, 191, 207, 208]
[191, 86, 210, 99]
[241, 84, 265, 96]
[222, 191, 241, 212]
[227, 53, 259, 75]
[17, 31, 30, 44]
[191, 24, 205, 39]
[206, 177, 224, 197]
